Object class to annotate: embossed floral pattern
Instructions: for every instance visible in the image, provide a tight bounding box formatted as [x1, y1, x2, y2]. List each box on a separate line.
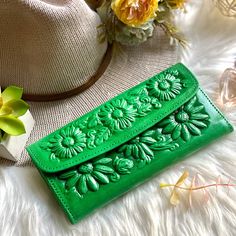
[158, 96, 209, 141]
[99, 99, 137, 130]
[147, 71, 182, 101]
[47, 126, 86, 159]
[118, 130, 157, 163]
[57, 95, 210, 197]
[128, 87, 162, 114]
[59, 157, 134, 196]
[41, 69, 185, 158]
[59, 158, 115, 194]
[113, 156, 134, 174]
[118, 129, 179, 165]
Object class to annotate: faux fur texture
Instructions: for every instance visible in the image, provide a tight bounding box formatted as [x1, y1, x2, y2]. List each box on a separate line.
[0, 1, 236, 235]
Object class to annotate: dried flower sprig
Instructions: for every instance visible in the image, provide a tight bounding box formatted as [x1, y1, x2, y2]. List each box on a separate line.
[155, 0, 187, 47]
[160, 171, 236, 206]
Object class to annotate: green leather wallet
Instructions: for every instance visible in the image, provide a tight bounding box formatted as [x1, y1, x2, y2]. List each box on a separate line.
[27, 63, 233, 224]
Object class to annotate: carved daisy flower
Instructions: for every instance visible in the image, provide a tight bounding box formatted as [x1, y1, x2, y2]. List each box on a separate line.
[119, 130, 157, 163]
[48, 126, 86, 159]
[59, 158, 114, 195]
[99, 99, 137, 130]
[158, 96, 209, 141]
[147, 72, 182, 101]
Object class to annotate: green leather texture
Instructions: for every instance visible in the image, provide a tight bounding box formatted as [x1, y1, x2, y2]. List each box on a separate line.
[27, 63, 198, 172]
[27, 63, 233, 224]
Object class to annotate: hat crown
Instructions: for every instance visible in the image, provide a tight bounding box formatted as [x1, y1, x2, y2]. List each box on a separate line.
[0, 0, 107, 95]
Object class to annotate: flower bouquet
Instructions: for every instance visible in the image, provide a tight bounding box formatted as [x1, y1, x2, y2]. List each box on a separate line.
[90, 0, 187, 46]
[0, 86, 35, 161]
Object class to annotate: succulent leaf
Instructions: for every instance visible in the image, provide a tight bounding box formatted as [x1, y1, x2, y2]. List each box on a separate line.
[5, 99, 30, 117]
[0, 106, 12, 116]
[0, 115, 26, 135]
[1, 86, 23, 103]
[0, 86, 29, 137]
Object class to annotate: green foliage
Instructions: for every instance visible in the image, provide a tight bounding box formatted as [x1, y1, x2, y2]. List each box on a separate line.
[0, 86, 29, 139]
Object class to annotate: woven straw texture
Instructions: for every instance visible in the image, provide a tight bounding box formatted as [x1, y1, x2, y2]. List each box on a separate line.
[0, 0, 107, 94]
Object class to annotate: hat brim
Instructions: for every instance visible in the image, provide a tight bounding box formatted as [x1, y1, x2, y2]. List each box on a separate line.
[0, 29, 177, 166]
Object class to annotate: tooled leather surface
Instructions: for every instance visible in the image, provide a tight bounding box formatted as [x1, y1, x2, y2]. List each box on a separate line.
[27, 63, 199, 172]
[56, 94, 210, 197]
[27, 62, 234, 223]
[41, 88, 233, 224]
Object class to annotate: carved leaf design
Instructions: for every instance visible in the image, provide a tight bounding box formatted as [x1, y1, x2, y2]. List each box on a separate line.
[94, 127, 111, 146]
[92, 171, 110, 184]
[140, 142, 154, 155]
[49, 153, 56, 161]
[77, 175, 88, 194]
[56, 87, 211, 199]
[186, 123, 201, 135]
[94, 165, 114, 174]
[184, 96, 197, 112]
[87, 127, 111, 149]
[87, 130, 96, 149]
[172, 124, 182, 140]
[140, 136, 156, 144]
[86, 175, 99, 192]
[110, 172, 121, 182]
[150, 135, 179, 151]
[191, 120, 207, 128]
[113, 157, 134, 174]
[128, 87, 148, 105]
[59, 170, 77, 179]
[137, 103, 152, 116]
[181, 124, 191, 141]
[87, 114, 101, 128]
[65, 174, 80, 190]
[190, 113, 209, 120]
[40, 141, 51, 151]
[76, 118, 88, 130]
[151, 97, 162, 108]
[119, 140, 154, 163]
[142, 130, 155, 137]
[93, 158, 112, 165]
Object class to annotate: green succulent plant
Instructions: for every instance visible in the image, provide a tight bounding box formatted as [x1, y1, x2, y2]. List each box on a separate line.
[0, 86, 29, 140]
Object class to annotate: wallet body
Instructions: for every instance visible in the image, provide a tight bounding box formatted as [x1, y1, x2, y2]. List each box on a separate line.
[27, 63, 233, 224]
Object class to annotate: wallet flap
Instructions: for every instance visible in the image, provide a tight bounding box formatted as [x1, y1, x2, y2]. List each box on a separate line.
[27, 63, 199, 173]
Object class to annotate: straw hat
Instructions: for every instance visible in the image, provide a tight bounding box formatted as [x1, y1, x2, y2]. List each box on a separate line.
[0, 0, 177, 165]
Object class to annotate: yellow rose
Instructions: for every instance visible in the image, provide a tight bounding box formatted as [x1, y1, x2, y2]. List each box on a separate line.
[167, 0, 186, 9]
[111, 0, 158, 27]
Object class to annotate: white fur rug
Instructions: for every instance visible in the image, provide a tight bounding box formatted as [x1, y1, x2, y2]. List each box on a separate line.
[1, 1, 236, 235]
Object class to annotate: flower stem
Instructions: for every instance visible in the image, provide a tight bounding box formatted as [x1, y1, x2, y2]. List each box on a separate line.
[161, 183, 236, 191]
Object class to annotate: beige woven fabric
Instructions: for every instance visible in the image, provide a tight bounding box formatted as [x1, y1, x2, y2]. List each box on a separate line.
[0, 1, 177, 166]
[0, 0, 107, 94]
